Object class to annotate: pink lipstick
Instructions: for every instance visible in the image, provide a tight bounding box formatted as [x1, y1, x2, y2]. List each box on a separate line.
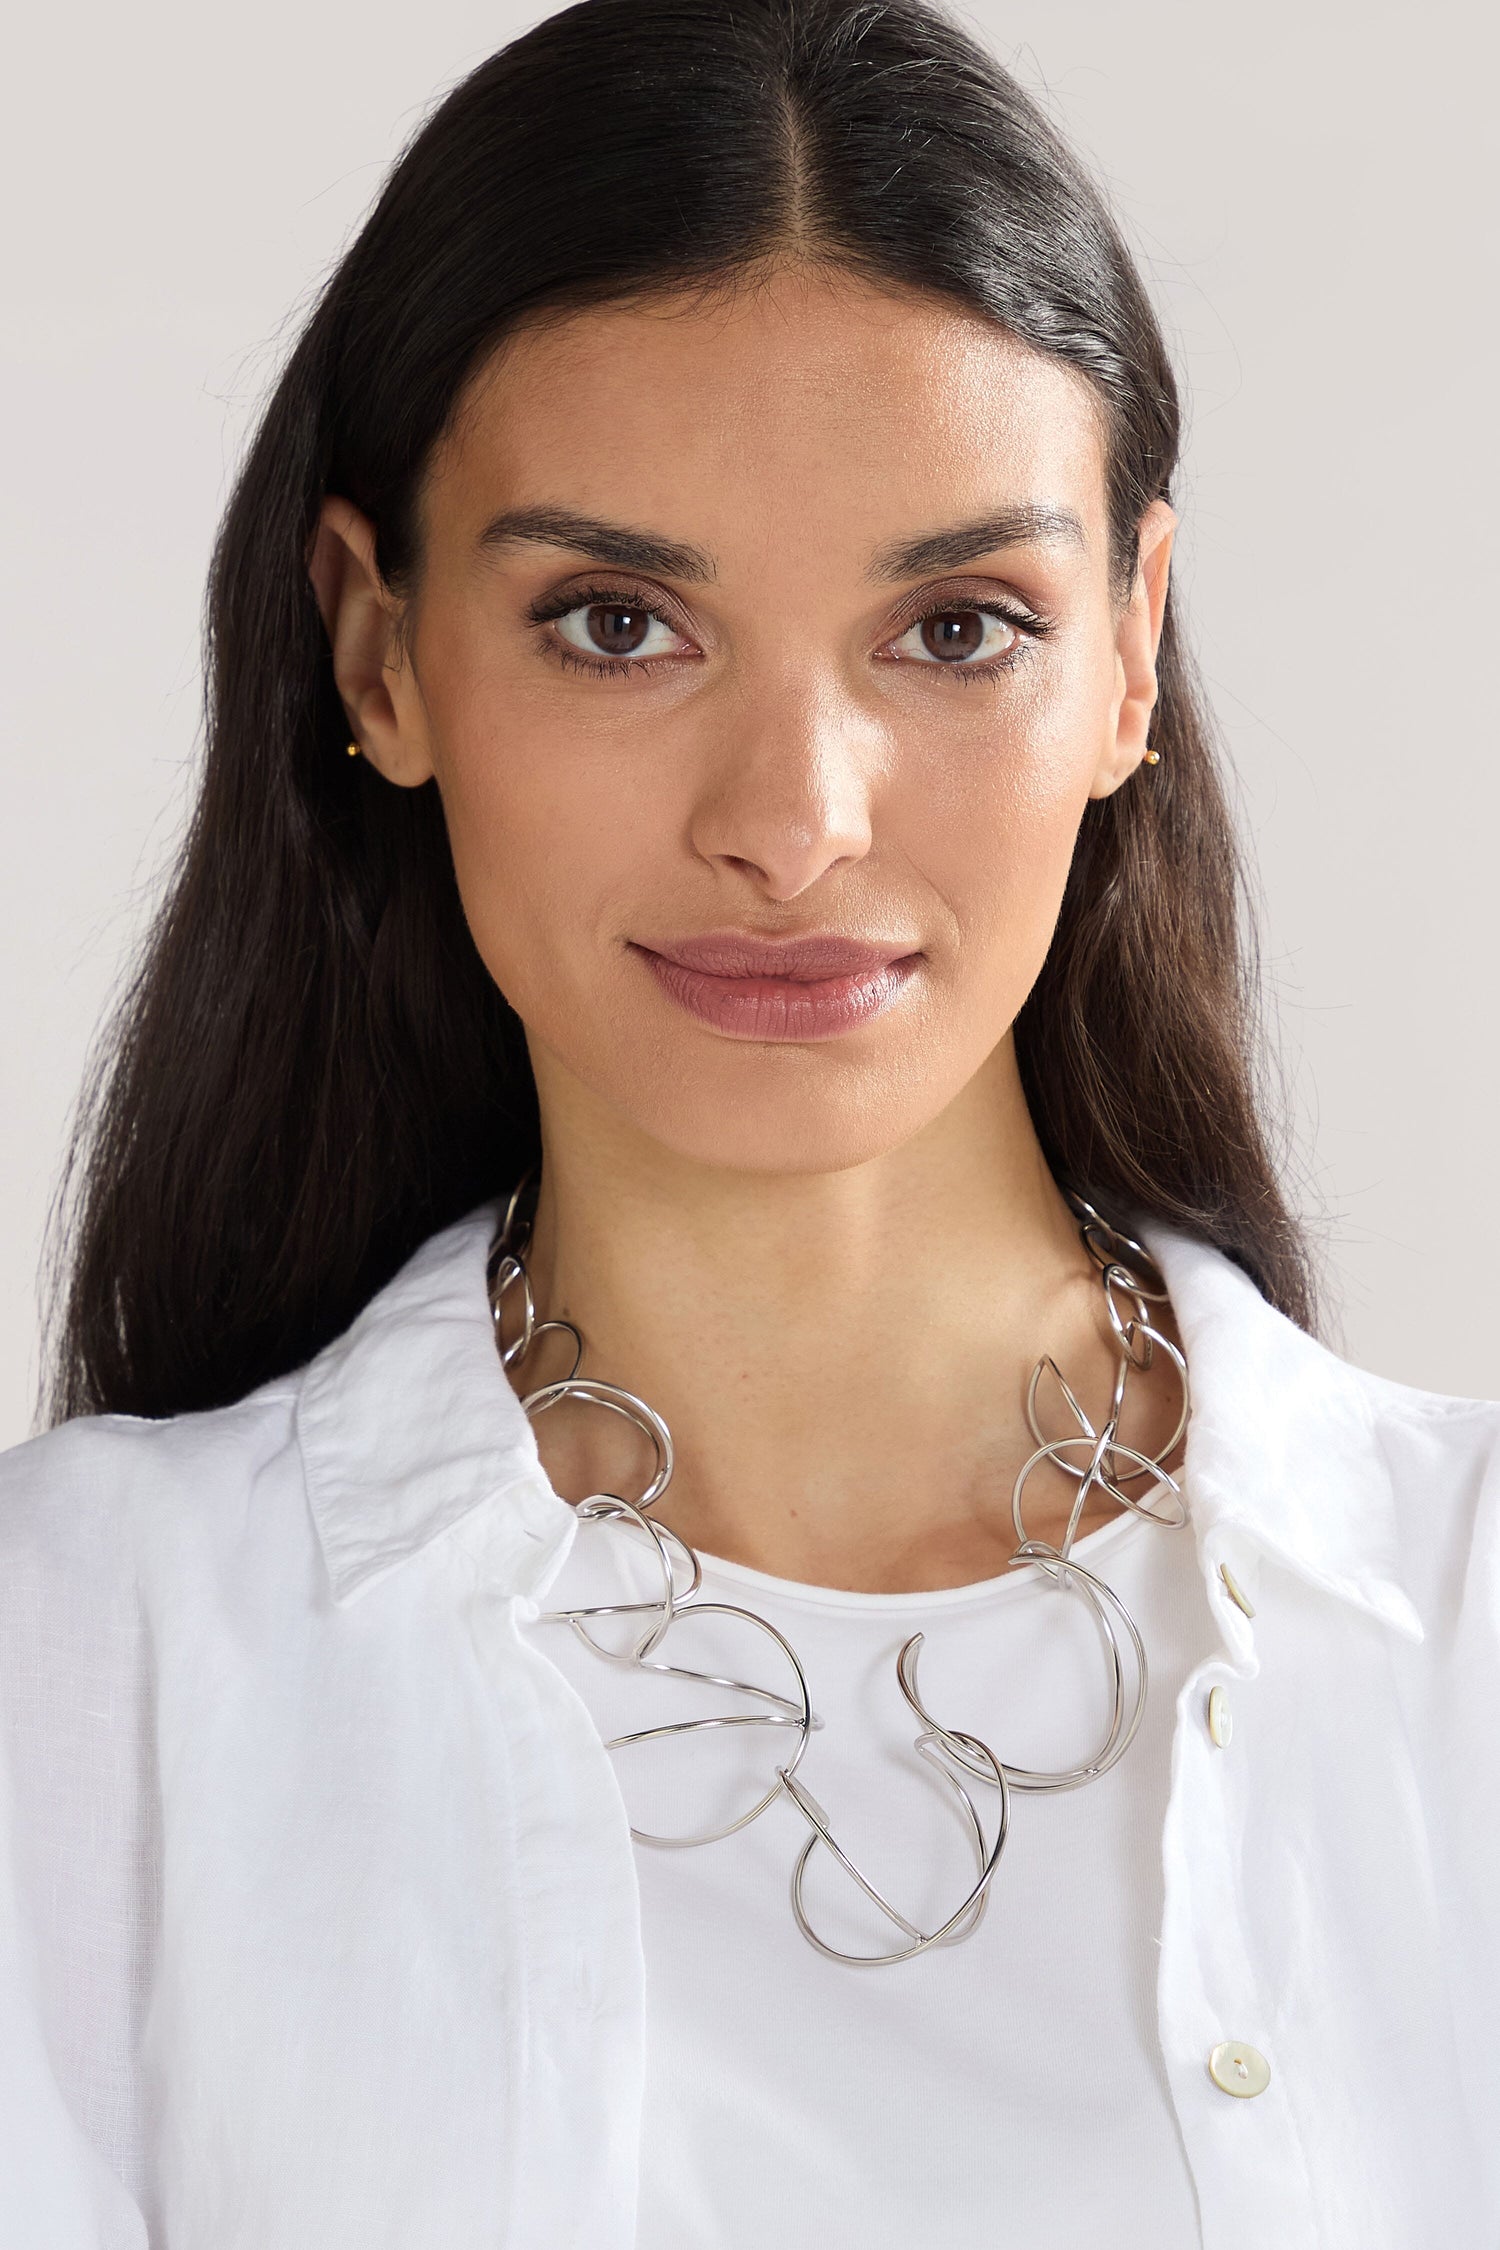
[632, 930, 922, 1041]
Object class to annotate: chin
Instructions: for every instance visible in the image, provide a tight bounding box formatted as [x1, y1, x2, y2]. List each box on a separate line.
[524, 966, 1013, 1177]
[603, 1041, 958, 1178]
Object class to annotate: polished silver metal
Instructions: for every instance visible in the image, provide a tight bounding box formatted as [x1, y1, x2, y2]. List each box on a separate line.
[489, 1177, 1190, 1965]
[783, 1633, 1011, 1965]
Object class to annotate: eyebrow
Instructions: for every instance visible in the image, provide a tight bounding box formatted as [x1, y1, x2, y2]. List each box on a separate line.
[474, 499, 1086, 584]
[864, 505, 1087, 581]
[476, 504, 717, 581]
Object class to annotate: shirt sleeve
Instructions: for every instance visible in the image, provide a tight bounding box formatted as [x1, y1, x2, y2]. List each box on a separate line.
[1379, 1390, 1500, 2221]
[0, 1417, 157, 2248]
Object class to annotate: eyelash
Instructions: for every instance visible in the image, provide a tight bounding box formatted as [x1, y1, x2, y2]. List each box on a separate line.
[524, 582, 1052, 684]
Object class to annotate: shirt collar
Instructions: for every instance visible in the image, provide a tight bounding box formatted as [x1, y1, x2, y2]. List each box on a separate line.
[296, 1199, 1422, 1643]
[1140, 1219, 1423, 1643]
[296, 1202, 572, 1607]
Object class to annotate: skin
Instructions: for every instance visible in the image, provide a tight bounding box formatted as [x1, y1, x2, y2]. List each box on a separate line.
[308, 263, 1183, 1593]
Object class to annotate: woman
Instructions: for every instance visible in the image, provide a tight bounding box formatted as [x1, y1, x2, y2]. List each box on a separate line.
[4, 0, 1495, 2243]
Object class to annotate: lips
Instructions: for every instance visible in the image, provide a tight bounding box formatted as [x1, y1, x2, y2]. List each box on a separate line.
[631, 929, 922, 1042]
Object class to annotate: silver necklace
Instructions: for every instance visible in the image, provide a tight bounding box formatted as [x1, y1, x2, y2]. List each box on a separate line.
[487, 1180, 1190, 1967]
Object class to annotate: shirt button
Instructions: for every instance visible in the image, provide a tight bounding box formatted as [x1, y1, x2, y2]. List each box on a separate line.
[1207, 1685, 1233, 1747]
[1207, 2038, 1271, 2097]
[1219, 1562, 1256, 1617]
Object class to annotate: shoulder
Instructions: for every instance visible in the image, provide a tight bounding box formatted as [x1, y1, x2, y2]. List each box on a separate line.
[0, 1397, 314, 2233]
[0, 1199, 512, 1615]
[1144, 1219, 1498, 1645]
[1347, 1357, 1500, 1644]
[1350, 1353, 1500, 1433]
[1349, 1354, 1500, 1495]
[0, 1377, 306, 1594]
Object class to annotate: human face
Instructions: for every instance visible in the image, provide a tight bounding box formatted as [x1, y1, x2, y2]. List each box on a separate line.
[320, 267, 1174, 1174]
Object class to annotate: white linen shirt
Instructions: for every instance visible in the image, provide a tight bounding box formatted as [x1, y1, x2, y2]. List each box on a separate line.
[0, 1202, 1497, 2248]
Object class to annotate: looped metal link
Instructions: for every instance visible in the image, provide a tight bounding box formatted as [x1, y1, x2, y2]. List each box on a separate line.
[610, 1598, 816, 1848]
[1103, 1265, 1163, 1369]
[520, 1375, 676, 1513]
[1067, 1193, 1168, 1298]
[539, 1490, 701, 1647]
[488, 1180, 1189, 1964]
[995, 1540, 1150, 1785]
[540, 1493, 815, 1846]
[781, 1633, 1011, 1965]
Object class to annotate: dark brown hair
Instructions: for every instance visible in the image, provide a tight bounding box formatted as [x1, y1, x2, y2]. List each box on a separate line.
[47, 0, 1315, 1423]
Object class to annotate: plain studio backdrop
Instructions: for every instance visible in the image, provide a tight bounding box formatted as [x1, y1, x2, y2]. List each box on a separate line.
[2, 0, 1496, 1446]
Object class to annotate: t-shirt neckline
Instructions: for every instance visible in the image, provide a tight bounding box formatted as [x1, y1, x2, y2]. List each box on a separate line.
[690, 1488, 1172, 1618]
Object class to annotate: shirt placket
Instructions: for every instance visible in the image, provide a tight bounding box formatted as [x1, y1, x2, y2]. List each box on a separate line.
[456, 1503, 649, 2250]
[1157, 1527, 1319, 2249]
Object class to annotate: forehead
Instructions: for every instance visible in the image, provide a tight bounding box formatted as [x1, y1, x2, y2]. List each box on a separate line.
[427, 267, 1110, 564]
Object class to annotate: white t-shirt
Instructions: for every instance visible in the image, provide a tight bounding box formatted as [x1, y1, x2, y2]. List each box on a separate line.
[530, 1492, 1218, 2249]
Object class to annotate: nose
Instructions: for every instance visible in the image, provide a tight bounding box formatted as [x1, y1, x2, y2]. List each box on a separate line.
[688, 676, 878, 902]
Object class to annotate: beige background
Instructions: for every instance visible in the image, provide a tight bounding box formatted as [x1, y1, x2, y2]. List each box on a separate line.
[2, 0, 1495, 1446]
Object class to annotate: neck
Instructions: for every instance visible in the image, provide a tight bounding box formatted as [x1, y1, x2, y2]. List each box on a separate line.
[512, 1035, 1171, 1593]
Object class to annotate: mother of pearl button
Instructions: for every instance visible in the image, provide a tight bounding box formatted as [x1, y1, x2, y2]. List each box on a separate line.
[1219, 1562, 1256, 1617]
[1208, 2038, 1271, 2097]
[1207, 1684, 1233, 1747]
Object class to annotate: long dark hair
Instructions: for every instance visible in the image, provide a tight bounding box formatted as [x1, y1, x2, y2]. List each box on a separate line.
[47, 0, 1316, 1424]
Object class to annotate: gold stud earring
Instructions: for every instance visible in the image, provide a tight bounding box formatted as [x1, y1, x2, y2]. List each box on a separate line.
[1142, 747, 1161, 765]
[346, 740, 361, 758]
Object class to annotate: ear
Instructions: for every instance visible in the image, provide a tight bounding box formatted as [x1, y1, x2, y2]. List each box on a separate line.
[306, 497, 435, 788]
[1088, 497, 1178, 800]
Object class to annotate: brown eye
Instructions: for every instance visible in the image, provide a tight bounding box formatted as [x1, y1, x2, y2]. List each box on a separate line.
[889, 604, 1025, 669]
[588, 603, 650, 654]
[554, 598, 682, 663]
[919, 610, 986, 660]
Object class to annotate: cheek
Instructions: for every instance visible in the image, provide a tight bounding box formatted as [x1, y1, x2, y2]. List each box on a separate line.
[421, 656, 678, 1032]
[896, 645, 1111, 985]
[440, 743, 646, 1011]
